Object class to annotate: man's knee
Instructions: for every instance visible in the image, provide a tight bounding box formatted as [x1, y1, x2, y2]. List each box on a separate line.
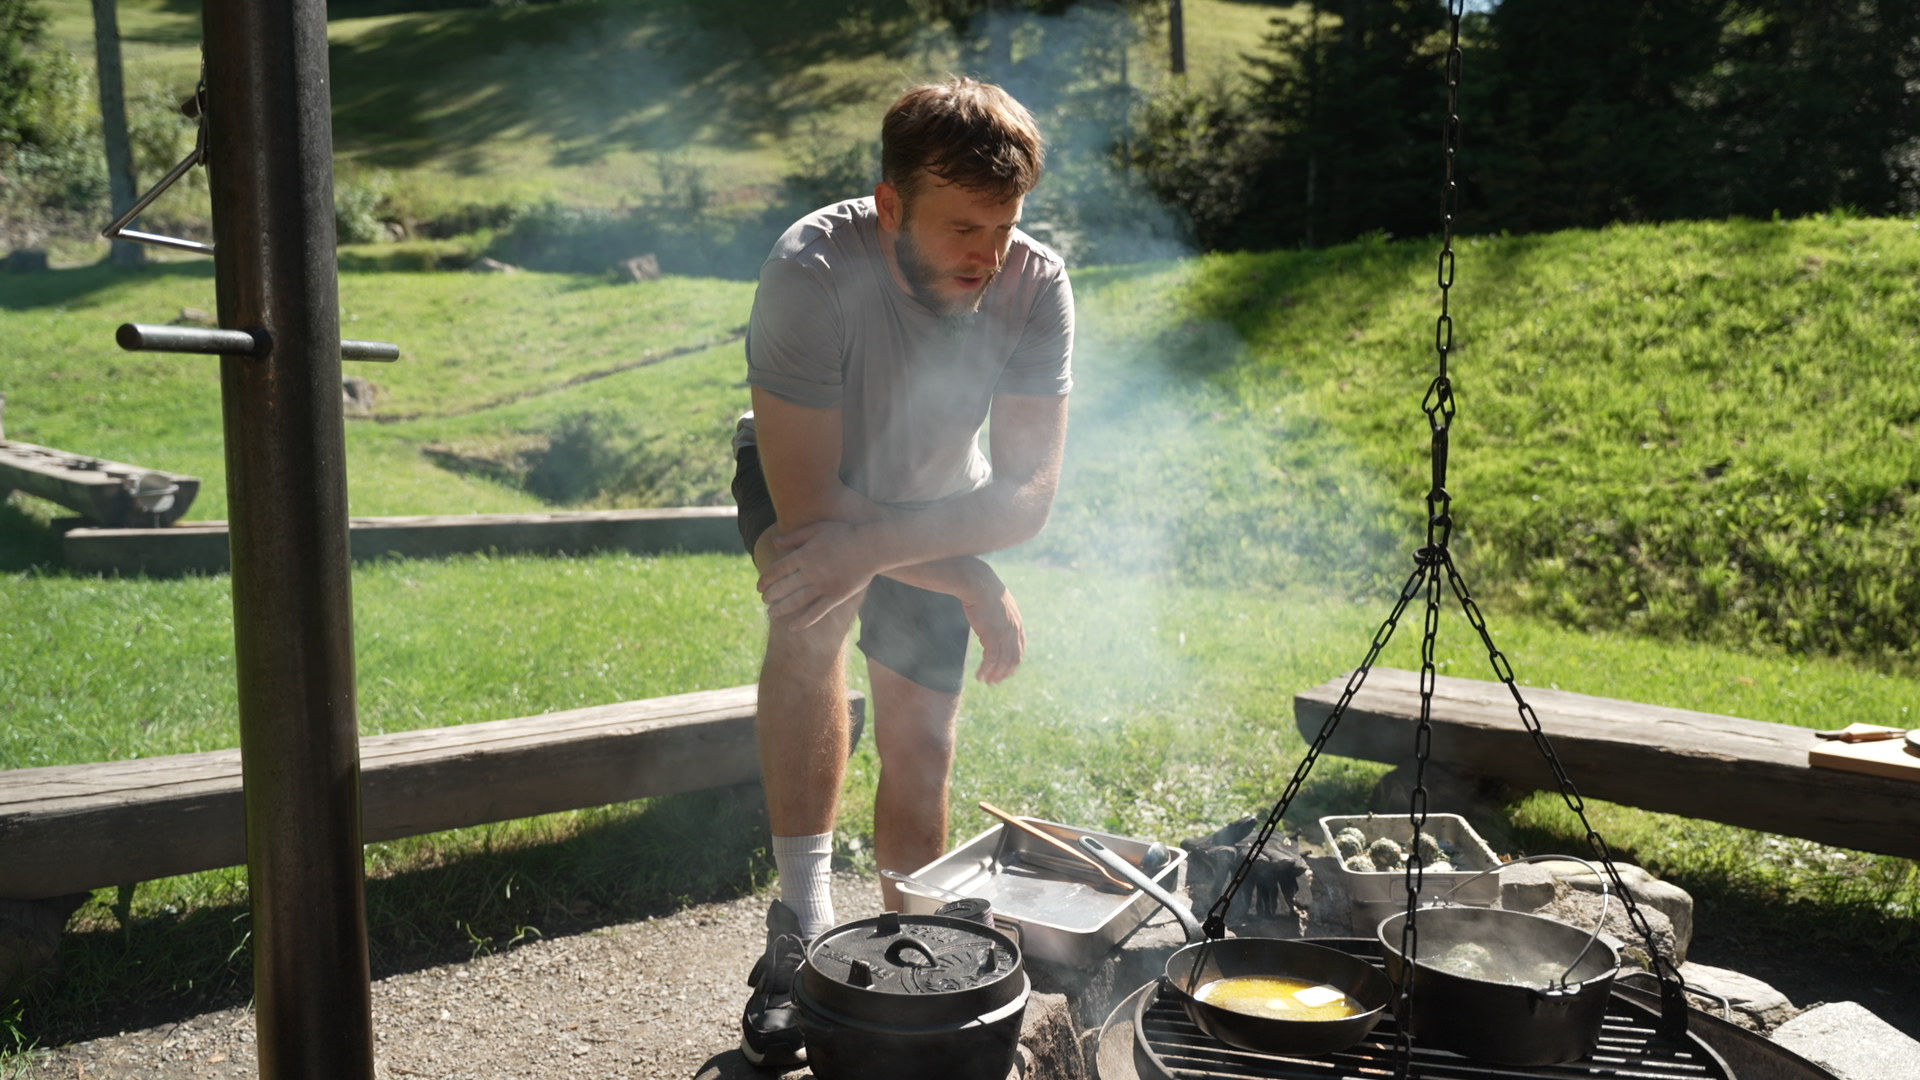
[763, 593, 864, 669]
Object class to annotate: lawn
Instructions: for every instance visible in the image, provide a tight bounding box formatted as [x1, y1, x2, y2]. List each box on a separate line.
[5, 213, 1920, 1045]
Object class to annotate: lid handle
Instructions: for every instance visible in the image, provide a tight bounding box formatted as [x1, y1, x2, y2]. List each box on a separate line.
[883, 936, 938, 969]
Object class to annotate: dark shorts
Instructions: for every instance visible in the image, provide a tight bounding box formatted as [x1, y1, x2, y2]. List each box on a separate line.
[732, 445, 971, 696]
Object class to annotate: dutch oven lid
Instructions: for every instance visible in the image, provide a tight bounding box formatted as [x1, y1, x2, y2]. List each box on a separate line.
[807, 911, 1019, 997]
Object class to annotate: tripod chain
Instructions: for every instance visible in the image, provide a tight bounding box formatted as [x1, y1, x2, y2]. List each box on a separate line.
[1199, 561, 1427, 942]
[1439, 552, 1691, 1032]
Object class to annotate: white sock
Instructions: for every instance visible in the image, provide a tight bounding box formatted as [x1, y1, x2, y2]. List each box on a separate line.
[773, 832, 836, 940]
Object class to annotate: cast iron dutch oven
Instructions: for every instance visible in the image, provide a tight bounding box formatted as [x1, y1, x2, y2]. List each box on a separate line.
[793, 909, 1028, 1080]
[1377, 905, 1621, 1065]
[1082, 837, 1394, 1056]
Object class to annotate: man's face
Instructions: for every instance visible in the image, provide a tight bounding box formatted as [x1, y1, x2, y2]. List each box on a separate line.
[881, 178, 1025, 317]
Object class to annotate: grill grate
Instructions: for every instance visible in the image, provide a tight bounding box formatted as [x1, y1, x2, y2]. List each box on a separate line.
[1133, 942, 1733, 1080]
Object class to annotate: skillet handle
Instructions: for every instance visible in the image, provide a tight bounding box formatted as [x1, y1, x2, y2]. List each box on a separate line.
[1080, 836, 1205, 944]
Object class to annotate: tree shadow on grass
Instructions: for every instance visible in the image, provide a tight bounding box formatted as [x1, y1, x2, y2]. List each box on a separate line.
[328, 0, 925, 171]
[0, 260, 216, 312]
[21, 783, 775, 1047]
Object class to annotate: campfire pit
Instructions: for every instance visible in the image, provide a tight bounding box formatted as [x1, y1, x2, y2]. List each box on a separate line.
[1102, 938, 1737, 1080]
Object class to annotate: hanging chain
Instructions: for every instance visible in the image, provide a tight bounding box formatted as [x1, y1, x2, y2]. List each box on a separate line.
[1384, 6, 1465, 1075]
[1198, 562, 1427, 942]
[1440, 553, 1692, 1034]
[1202, 1, 1685, 1067]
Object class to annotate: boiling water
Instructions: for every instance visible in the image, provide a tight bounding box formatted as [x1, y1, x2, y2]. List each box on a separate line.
[1194, 977, 1364, 1022]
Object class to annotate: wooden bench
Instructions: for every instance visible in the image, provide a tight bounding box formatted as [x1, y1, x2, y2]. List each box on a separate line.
[0, 686, 864, 901]
[61, 507, 742, 576]
[1294, 667, 1920, 862]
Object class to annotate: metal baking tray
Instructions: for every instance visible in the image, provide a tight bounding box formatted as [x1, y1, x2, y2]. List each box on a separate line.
[895, 817, 1187, 968]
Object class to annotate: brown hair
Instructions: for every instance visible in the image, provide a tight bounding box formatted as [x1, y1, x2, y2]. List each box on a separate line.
[881, 77, 1044, 206]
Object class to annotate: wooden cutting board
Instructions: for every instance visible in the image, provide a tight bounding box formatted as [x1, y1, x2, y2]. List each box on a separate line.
[1808, 728, 1920, 782]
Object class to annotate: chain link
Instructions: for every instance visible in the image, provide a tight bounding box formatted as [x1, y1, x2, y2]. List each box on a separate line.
[1441, 553, 1691, 1034]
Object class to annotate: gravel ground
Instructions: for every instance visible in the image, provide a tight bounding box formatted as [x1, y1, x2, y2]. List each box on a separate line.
[28, 869, 1918, 1080]
[38, 875, 886, 1080]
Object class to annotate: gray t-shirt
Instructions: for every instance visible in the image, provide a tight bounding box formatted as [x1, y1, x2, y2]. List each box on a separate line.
[739, 197, 1073, 507]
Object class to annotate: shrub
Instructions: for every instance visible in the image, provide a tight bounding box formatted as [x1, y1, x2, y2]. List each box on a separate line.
[334, 169, 393, 245]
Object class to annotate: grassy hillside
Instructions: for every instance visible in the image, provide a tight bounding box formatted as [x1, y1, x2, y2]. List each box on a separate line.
[0, 262, 755, 522]
[1060, 215, 1920, 663]
[28, 0, 1297, 258]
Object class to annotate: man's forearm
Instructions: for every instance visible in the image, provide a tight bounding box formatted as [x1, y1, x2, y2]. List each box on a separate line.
[844, 475, 1054, 579]
[879, 554, 998, 601]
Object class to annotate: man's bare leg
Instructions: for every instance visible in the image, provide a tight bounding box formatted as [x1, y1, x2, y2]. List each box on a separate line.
[753, 529, 862, 931]
[868, 657, 962, 911]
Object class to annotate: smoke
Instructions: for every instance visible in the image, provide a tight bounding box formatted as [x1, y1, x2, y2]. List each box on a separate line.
[973, 2, 1193, 266]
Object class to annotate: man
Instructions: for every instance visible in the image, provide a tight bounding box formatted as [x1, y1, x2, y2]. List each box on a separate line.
[731, 77, 1072, 1066]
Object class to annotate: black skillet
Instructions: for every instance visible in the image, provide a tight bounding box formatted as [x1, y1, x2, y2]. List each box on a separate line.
[1080, 836, 1392, 1056]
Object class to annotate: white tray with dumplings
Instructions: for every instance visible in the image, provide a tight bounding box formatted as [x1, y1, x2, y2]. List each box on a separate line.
[1318, 813, 1501, 931]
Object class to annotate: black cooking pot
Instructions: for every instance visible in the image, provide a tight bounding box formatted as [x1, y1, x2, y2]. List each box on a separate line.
[1377, 905, 1620, 1065]
[794, 910, 1028, 1080]
[1082, 837, 1392, 1057]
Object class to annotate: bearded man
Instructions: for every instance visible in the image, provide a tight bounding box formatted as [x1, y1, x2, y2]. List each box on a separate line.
[730, 77, 1072, 1066]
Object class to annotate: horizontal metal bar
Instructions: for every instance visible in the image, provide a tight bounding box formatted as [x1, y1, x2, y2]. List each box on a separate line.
[340, 339, 400, 362]
[114, 229, 214, 255]
[115, 325, 398, 362]
[117, 323, 268, 356]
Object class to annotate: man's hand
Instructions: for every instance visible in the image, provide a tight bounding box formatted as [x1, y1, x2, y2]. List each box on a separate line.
[957, 565, 1024, 685]
[759, 521, 877, 630]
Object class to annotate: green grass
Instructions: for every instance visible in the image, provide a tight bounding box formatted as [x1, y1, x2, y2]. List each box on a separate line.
[9, 202, 1920, 1046]
[1037, 216, 1920, 664]
[0, 261, 754, 527]
[26, 0, 1297, 264]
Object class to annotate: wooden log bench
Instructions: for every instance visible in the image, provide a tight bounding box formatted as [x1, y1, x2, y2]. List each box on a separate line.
[1294, 667, 1920, 862]
[61, 506, 741, 576]
[0, 685, 864, 902]
[1, 438, 200, 528]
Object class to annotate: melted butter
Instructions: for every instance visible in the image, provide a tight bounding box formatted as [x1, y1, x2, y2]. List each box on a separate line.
[1194, 976, 1364, 1022]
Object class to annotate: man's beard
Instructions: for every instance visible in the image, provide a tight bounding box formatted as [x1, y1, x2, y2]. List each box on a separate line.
[895, 223, 997, 317]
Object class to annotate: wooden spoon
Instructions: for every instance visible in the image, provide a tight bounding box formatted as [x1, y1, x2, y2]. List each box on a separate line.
[976, 800, 1135, 892]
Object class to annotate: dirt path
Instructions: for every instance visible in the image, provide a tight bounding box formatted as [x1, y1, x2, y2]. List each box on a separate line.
[39, 875, 884, 1080]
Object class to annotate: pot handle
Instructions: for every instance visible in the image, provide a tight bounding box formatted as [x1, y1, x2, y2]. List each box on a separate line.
[1079, 837, 1205, 944]
[1434, 852, 1612, 990]
[884, 936, 939, 968]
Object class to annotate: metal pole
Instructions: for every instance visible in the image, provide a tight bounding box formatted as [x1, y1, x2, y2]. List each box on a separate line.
[200, 0, 374, 1076]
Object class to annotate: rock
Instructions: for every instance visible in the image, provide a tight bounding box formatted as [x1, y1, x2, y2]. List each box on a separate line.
[1304, 854, 1354, 936]
[1531, 886, 1681, 969]
[170, 307, 216, 326]
[0, 893, 89, 998]
[468, 256, 518, 274]
[3, 249, 49, 274]
[1497, 860, 1558, 913]
[1028, 887, 1194, 1036]
[618, 253, 661, 282]
[342, 376, 385, 418]
[1533, 858, 1693, 962]
[1676, 961, 1800, 1032]
[1015, 990, 1080, 1080]
[1771, 1001, 1920, 1080]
